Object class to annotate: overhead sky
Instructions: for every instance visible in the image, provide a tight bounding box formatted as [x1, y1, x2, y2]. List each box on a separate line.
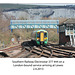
[27, 3, 75, 6]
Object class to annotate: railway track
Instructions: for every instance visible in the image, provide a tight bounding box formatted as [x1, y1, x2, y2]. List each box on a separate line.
[0, 40, 75, 58]
[0, 45, 21, 52]
[0, 45, 22, 57]
[11, 46, 39, 58]
[11, 42, 38, 58]
[21, 41, 52, 58]
[32, 46, 51, 58]
[20, 41, 75, 58]
[0, 41, 38, 58]
[47, 43, 75, 58]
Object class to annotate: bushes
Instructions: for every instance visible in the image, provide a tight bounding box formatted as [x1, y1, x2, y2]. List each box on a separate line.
[49, 34, 59, 42]
[13, 29, 59, 43]
[0, 28, 59, 46]
[48, 29, 59, 43]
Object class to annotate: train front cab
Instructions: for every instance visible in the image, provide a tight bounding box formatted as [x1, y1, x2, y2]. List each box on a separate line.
[36, 31, 48, 45]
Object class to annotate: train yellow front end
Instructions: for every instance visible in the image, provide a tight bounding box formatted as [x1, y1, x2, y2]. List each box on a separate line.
[31, 30, 48, 45]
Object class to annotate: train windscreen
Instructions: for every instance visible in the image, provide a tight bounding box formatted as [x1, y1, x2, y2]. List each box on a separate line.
[37, 32, 40, 38]
[44, 33, 47, 38]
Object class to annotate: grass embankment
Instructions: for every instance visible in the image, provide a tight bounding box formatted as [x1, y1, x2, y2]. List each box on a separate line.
[47, 29, 59, 43]
[0, 26, 59, 46]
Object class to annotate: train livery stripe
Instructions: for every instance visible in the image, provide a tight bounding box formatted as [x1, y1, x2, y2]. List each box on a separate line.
[37, 37, 47, 40]
[44, 37, 47, 40]
[40, 32, 44, 41]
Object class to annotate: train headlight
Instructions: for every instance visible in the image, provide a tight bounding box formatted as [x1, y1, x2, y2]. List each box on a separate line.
[37, 39, 39, 40]
[44, 39, 47, 41]
[44, 38, 47, 41]
[44, 37, 47, 41]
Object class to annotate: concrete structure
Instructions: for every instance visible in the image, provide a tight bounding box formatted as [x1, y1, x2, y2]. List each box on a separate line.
[58, 18, 75, 46]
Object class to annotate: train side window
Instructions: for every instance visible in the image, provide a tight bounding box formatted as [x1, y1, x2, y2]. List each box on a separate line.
[44, 33, 47, 37]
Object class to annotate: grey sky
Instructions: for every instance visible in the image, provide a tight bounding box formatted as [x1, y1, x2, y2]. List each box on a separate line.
[26, 3, 75, 6]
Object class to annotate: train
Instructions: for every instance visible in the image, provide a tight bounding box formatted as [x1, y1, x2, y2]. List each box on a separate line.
[31, 30, 48, 45]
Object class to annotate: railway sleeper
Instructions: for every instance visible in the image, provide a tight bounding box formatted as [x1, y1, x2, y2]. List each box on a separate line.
[25, 53, 34, 58]
[53, 51, 69, 55]
[54, 46, 75, 51]
[52, 54, 66, 58]
[53, 52, 67, 56]
[33, 47, 51, 54]
[32, 50, 41, 55]
[52, 52, 74, 58]
[32, 50, 50, 58]
[32, 48, 51, 55]
[41, 55, 49, 58]
[27, 54, 38, 58]
[51, 48, 75, 54]
[59, 47, 75, 51]
[53, 50, 75, 56]
[25, 47, 31, 51]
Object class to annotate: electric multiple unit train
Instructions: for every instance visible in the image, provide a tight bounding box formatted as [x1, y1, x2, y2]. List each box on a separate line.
[31, 30, 48, 45]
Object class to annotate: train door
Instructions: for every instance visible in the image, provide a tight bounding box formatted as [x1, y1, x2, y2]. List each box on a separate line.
[40, 32, 44, 42]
